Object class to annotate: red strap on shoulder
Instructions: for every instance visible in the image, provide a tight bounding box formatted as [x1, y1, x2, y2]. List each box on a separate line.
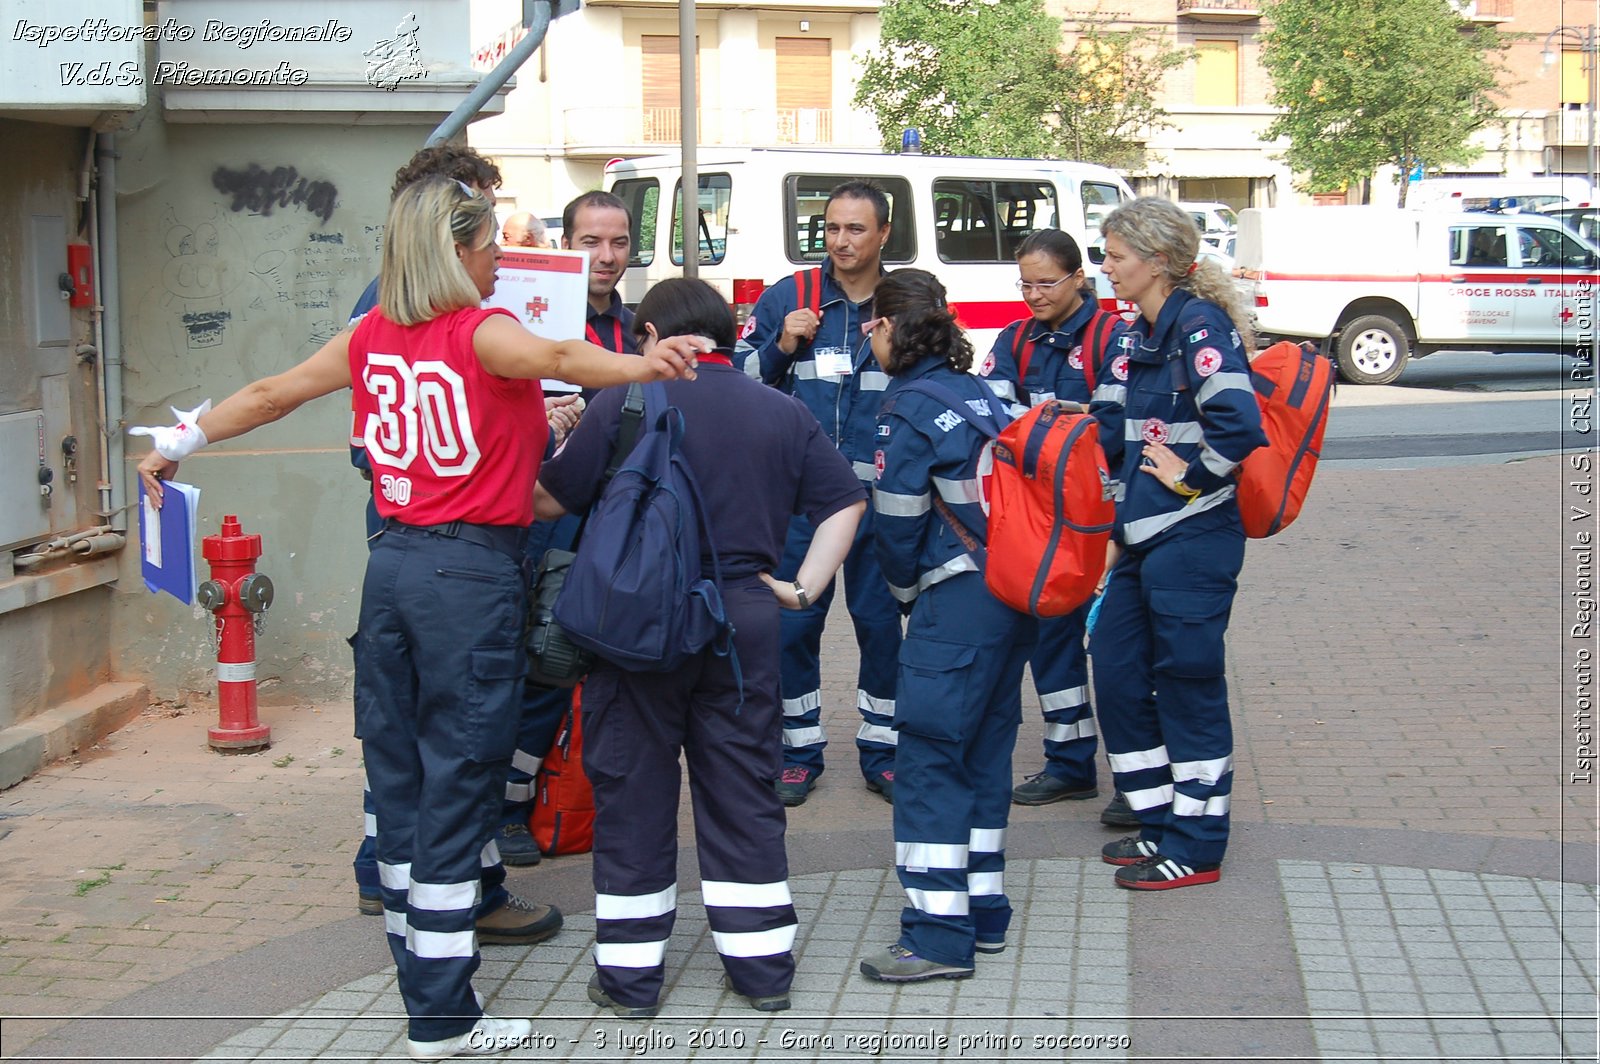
[794, 268, 822, 317]
[1010, 321, 1037, 386]
[1081, 310, 1118, 394]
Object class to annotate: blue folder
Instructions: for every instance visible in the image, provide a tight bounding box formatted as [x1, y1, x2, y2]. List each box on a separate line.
[139, 479, 201, 605]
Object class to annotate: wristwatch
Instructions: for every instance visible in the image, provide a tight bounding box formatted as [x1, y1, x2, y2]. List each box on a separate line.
[792, 581, 812, 609]
[1171, 473, 1203, 503]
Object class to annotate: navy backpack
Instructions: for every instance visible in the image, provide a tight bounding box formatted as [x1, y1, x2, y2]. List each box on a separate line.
[552, 382, 738, 679]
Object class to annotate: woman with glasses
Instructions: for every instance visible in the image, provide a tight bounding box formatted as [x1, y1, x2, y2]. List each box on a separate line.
[977, 230, 1130, 824]
[135, 176, 705, 1061]
[859, 268, 1037, 983]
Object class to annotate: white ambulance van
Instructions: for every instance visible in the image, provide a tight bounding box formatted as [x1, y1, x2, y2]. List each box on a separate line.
[1236, 205, 1600, 384]
[603, 149, 1135, 352]
[1405, 176, 1594, 214]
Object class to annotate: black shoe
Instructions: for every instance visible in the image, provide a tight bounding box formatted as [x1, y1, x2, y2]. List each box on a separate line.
[1114, 855, 1221, 891]
[587, 973, 660, 1019]
[496, 822, 543, 867]
[1100, 790, 1140, 828]
[775, 766, 818, 806]
[1011, 771, 1098, 806]
[865, 770, 895, 804]
[1100, 836, 1160, 866]
[721, 973, 790, 1012]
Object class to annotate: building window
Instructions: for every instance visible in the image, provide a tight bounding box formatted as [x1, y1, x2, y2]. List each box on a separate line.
[1193, 39, 1239, 107]
[642, 35, 700, 143]
[776, 37, 833, 144]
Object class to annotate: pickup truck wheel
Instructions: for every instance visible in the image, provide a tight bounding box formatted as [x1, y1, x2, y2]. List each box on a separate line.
[1336, 314, 1410, 385]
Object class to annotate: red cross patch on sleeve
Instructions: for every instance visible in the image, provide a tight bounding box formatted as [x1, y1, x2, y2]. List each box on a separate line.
[1194, 347, 1222, 377]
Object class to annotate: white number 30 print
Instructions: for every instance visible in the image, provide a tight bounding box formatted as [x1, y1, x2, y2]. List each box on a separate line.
[361, 354, 482, 477]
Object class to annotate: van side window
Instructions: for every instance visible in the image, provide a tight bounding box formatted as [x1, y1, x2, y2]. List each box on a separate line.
[1452, 225, 1509, 268]
[1081, 181, 1126, 233]
[1516, 224, 1595, 269]
[933, 179, 1056, 263]
[784, 174, 915, 264]
[671, 173, 733, 266]
[612, 178, 659, 268]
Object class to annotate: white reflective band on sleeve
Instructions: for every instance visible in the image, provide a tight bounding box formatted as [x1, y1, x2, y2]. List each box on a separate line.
[895, 842, 969, 869]
[888, 580, 918, 604]
[1107, 746, 1169, 774]
[987, 378, 1017, 401]
[1123, 783, 1175, 811]
[792, 359, 820, 380]
[364, 813, 377, 837]
[406, 926, 475, 960]
[712, 923, 797, 958]
[1044, 719, 1098, 743]
[859, 369, 891, 392]
[409, 879, 481, 912]
[1199, 443, 1239, 478]
[384, 909, 406, 937]
[1112, 481, 1126, 503]
[1092, 382, 1127, 405]
[1196, 371, 1254, 407]
[1029, 390, 1057, 408]
[933, 476, 982, 505]
[916, 554, 980, 594]
[215, 661, 256, 682]
[967, 871, 1004, 896]
[905, 888, 969, 916]
[853, 460, 879, 481]
[480, 840, 500, 867]
[594, 940, 667, 969]
[1039, 686, 1090, 711]
[702, 879, 793, 909]
[596, 884, 677, 921]
[1124, 418, 1204, 445]
[782, 726, 825, 748]
[504, 781, 534, 803]
[856, 722, 899, 745]
[511, 749, 542, 775]
[969, 827, 1006, 853]
[378, 861, 412, 891]
[1170, 755, 1234, 784]
[1172, 792, 1232, 818]
[858, 691, 895, 714]
[782, 690, 821, 716]
[1122, 488, 1233, 545]
[875, 489, 931, 517]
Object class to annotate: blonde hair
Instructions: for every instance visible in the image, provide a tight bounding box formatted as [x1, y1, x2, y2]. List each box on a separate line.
[1102, 196, 1255, 355]
[378, 177, 496, 326]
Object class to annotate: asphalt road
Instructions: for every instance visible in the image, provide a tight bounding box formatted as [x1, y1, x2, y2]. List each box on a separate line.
[1322, 349, 1590, 465]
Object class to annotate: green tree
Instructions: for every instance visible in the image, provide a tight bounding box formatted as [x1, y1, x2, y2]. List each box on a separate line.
[853, 0, 1184, 168]
[1259, 0, 1510, 204]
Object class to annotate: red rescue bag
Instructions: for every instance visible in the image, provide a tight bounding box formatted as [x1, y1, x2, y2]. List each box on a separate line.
[529, 686, 594, 856]
[1236, 341, 1335, 538]
[983, 402, 1116, 615]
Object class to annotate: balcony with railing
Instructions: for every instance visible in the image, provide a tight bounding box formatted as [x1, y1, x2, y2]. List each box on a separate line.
[1175, 0, 1261, 22]
[1545, 107, 1593, 147]
[1451, 0, 1514, 22]
[570, 106, 839, 153]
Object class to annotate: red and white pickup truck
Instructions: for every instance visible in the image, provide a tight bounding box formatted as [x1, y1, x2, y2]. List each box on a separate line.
[1235, 206, 1600, 383]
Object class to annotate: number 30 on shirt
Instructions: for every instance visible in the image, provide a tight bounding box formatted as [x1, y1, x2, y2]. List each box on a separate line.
[360, 354, 482, 479]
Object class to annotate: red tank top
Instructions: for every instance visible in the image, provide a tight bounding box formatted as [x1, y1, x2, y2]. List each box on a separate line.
[349, 306, 546, 527]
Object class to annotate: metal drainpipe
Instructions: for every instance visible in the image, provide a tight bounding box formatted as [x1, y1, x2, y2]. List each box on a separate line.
[96, 132, 127, 533]
[426, 3, 551, 147]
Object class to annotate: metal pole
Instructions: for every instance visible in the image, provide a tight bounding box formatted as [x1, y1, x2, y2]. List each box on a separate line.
[426, 3, 552, 146]
[679, 0, 699, 280]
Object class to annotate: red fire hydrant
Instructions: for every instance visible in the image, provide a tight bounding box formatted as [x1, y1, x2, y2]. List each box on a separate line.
[197, 514, 274, 752]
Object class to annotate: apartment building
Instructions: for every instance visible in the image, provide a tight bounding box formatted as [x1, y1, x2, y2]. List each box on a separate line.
[468, 0, 884, 218]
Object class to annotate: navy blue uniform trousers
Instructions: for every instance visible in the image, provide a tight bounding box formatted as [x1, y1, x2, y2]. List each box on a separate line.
[893, 572, 1035, 967]
[1029, 604, 1097, 787]
[354, 526, 526, 1042]
[1089, 525, 1244, 868]
[584, 578, 797, 1008]
[776, 505, 901, 778]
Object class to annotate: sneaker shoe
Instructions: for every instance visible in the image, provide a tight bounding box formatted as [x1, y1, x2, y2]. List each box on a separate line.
[1114, 855, 1222, 891]
[974, 937, 1006, 955]
[865, 770, 895, 804]
[721, 973, 790, 1012]
[1100, 790, 1141, 828]
[587, 973, 659, 1019]
[495, 822, 543, 868]
[1011, 771, 1098, 806]
[407, 1015, 532, 1059]
[475, 893, 562, 945]
[1100, 836, 1160, 866]
[358, 887, 383, 916]
[775, 766, 818, 807]
[859, 943, 973, 983]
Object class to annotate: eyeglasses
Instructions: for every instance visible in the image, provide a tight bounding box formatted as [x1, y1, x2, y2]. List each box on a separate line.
[1015, 278, 1071, 295]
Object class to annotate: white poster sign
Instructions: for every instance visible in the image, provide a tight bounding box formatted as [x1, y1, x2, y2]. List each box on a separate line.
[484, 248, 590, 394]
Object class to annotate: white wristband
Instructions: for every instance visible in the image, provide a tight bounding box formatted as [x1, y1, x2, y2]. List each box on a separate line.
[129, 400, 212, 461]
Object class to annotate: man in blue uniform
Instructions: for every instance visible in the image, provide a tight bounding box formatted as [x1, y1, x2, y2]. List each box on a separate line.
[735, 181, 901, 806]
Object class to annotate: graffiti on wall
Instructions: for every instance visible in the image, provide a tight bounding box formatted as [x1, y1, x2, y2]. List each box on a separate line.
[212, 164, 339, 225]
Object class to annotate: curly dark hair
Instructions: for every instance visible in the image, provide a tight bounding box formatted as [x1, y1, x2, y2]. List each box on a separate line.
[873, 269, 972, 376]
[390, 145, 503, 199]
